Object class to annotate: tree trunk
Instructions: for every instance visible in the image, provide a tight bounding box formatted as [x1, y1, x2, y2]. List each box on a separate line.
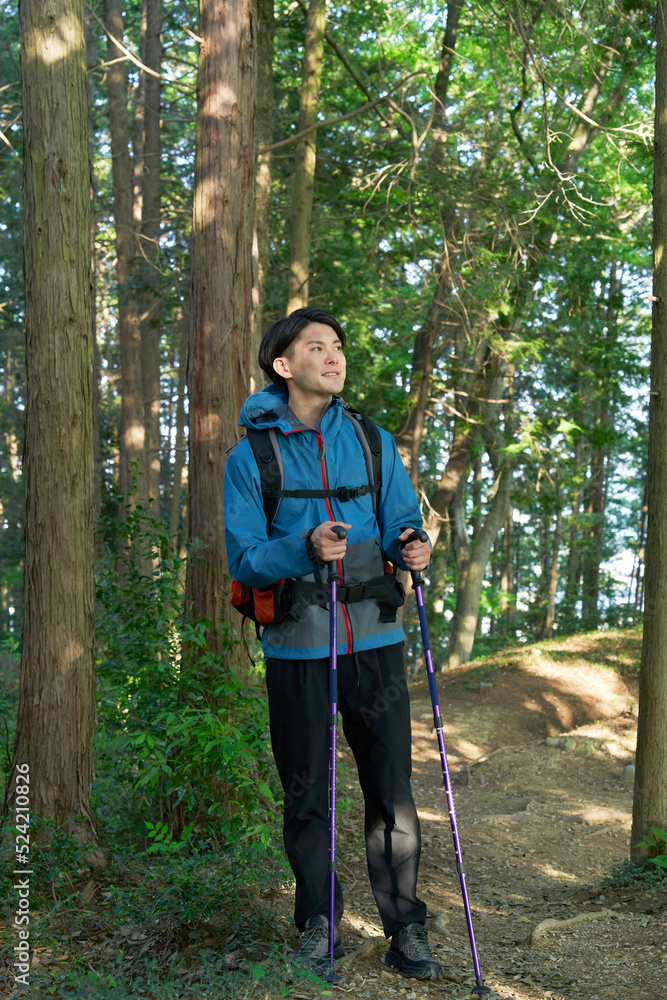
[451, 474, 472, 595]
[105, 0, 145, 505]
[186, 0, 256, 668]
[169, 308, 189, 548]
[85, 11, 101, 531]
[563, 436, 585, 617]
[139, 0, 163, 507]
[582, 439, 606, 621]
[534, 512, 550, 638]
[286, 0, 326, 312]
[631, 0, 667, 859]
[395, 252, 453, 484]
[499, 509, 513, 637]
[397, 0, 462, 479]
[543, 488, 563, 640]
[254, 0, 275, 370]
[10, 0, 96, 840]
[444, 466, 512, 669]
[422, 350, 490, 548]
[634, 477, 648, 610]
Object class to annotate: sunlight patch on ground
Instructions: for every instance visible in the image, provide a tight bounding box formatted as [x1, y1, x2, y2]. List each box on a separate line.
[534, 862, 579, 881]
[577, 805, 631, 828]
[519, 654, 633, 718]
[449, 738, 488, 760]
[521, 696, 543, 712]
[343, 912, 382, 937]
[568, 719, 637, 759]
[417, 807, 450, 822]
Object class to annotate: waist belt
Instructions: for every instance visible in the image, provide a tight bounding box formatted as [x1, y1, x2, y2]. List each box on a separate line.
[286, 573, 405, 624]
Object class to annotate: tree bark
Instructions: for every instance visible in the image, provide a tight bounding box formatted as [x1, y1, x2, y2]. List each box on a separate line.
[444, 374, 511, 668]
[254, 0, 275, 370]
[397, 2, 462, 479]
[444, 466, 512, 670]
[395, 252, 455, 484]
[582, 438, 606, 621]
[85, 10, 101, 532]
[186, 0, 256, 667]
[286, 0, 326, 312]
[583, 262, 619, 620]
[139, 0, 163, 507]
[422, 356, 489, 543]
[563, 435, 585, 617]
[169, 308, 189, 549]
[631, 0, 667, 859]
[499, 509, 514, 637]
[634, 478, 648, 610]
[451, 473, 472, 594]
[11, 0, 96, 840]
[105, 0, 145, 505]
[542, 486, 563, 640]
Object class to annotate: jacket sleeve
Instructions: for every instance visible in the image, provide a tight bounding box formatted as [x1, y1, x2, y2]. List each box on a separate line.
[224, 440, 315, 588]
[376, 428, 428, 569]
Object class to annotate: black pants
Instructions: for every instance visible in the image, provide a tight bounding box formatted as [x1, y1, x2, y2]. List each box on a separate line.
[266, 642, 427, 936]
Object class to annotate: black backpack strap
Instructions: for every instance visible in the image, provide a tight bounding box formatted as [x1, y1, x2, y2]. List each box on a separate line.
[263, 483, 380, 502]
[246, 427, 283, 533]
[342, 405, 382, 514]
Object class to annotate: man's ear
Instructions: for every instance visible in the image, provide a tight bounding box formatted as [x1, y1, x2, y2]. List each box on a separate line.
[273, 356, 292, 380]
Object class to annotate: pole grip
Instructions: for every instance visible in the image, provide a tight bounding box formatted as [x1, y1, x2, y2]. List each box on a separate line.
[400, 528, 429, 587]
[327, 525, 347, 582]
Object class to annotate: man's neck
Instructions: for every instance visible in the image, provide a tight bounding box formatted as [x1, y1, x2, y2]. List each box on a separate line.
[286, 389, 333, 430]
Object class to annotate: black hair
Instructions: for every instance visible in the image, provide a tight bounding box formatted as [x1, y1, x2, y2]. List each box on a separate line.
[258, 307, 346, 393]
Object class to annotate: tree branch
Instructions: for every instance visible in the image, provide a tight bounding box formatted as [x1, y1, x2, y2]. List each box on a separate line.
[260, 71, 423, 153]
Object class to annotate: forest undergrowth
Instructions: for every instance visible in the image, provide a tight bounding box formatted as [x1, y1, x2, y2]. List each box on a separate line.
[1, 626, 665, 1000]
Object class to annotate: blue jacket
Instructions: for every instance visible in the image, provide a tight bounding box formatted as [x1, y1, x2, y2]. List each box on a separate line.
[224, 385, 424, 660]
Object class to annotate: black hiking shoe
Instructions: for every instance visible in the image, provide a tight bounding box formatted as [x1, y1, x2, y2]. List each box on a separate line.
[382, 922, 443, 980]
[290, 914, 345, 975]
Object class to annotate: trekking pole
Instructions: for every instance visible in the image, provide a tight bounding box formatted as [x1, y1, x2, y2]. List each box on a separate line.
[324, 524, 347, 984]
[401, 529, 491, 997]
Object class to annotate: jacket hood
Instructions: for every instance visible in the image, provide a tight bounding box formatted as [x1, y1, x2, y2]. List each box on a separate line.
[239, 384, 343, 433]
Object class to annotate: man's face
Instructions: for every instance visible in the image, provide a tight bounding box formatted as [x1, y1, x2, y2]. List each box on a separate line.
[273, 322, 346, 401]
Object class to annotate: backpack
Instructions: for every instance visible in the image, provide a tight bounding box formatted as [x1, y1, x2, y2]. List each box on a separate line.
[230, 404, 404, 632]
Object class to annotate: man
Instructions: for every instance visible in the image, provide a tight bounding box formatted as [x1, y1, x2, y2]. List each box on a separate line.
[224, 307, 442, 980]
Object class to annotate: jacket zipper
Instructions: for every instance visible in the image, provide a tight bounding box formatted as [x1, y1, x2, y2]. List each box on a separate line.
[316, 426, 353, 655]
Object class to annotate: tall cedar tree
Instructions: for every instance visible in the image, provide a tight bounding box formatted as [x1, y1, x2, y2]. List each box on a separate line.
[138, 0, 163, 507]
[185, 0, 256, 668]
[10, 0, 96, 839]
[105, 0, 146, 505]
[286, 0, 326, 312]
[631, 0, 667, 858]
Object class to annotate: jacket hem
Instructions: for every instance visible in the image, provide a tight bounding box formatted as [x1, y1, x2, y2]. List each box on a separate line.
[262, 627, 405, 661]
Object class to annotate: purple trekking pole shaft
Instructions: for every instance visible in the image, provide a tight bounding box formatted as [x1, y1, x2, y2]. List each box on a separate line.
[402, 529, 490, 997]
[325, 524, 347, 984]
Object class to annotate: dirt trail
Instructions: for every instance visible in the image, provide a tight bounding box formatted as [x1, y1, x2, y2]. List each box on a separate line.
[277, 629, 667, 1000]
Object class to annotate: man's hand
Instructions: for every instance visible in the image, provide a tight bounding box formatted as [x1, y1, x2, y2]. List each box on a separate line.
[398, 527, 431, 572]
[310, 521, 352, 563]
